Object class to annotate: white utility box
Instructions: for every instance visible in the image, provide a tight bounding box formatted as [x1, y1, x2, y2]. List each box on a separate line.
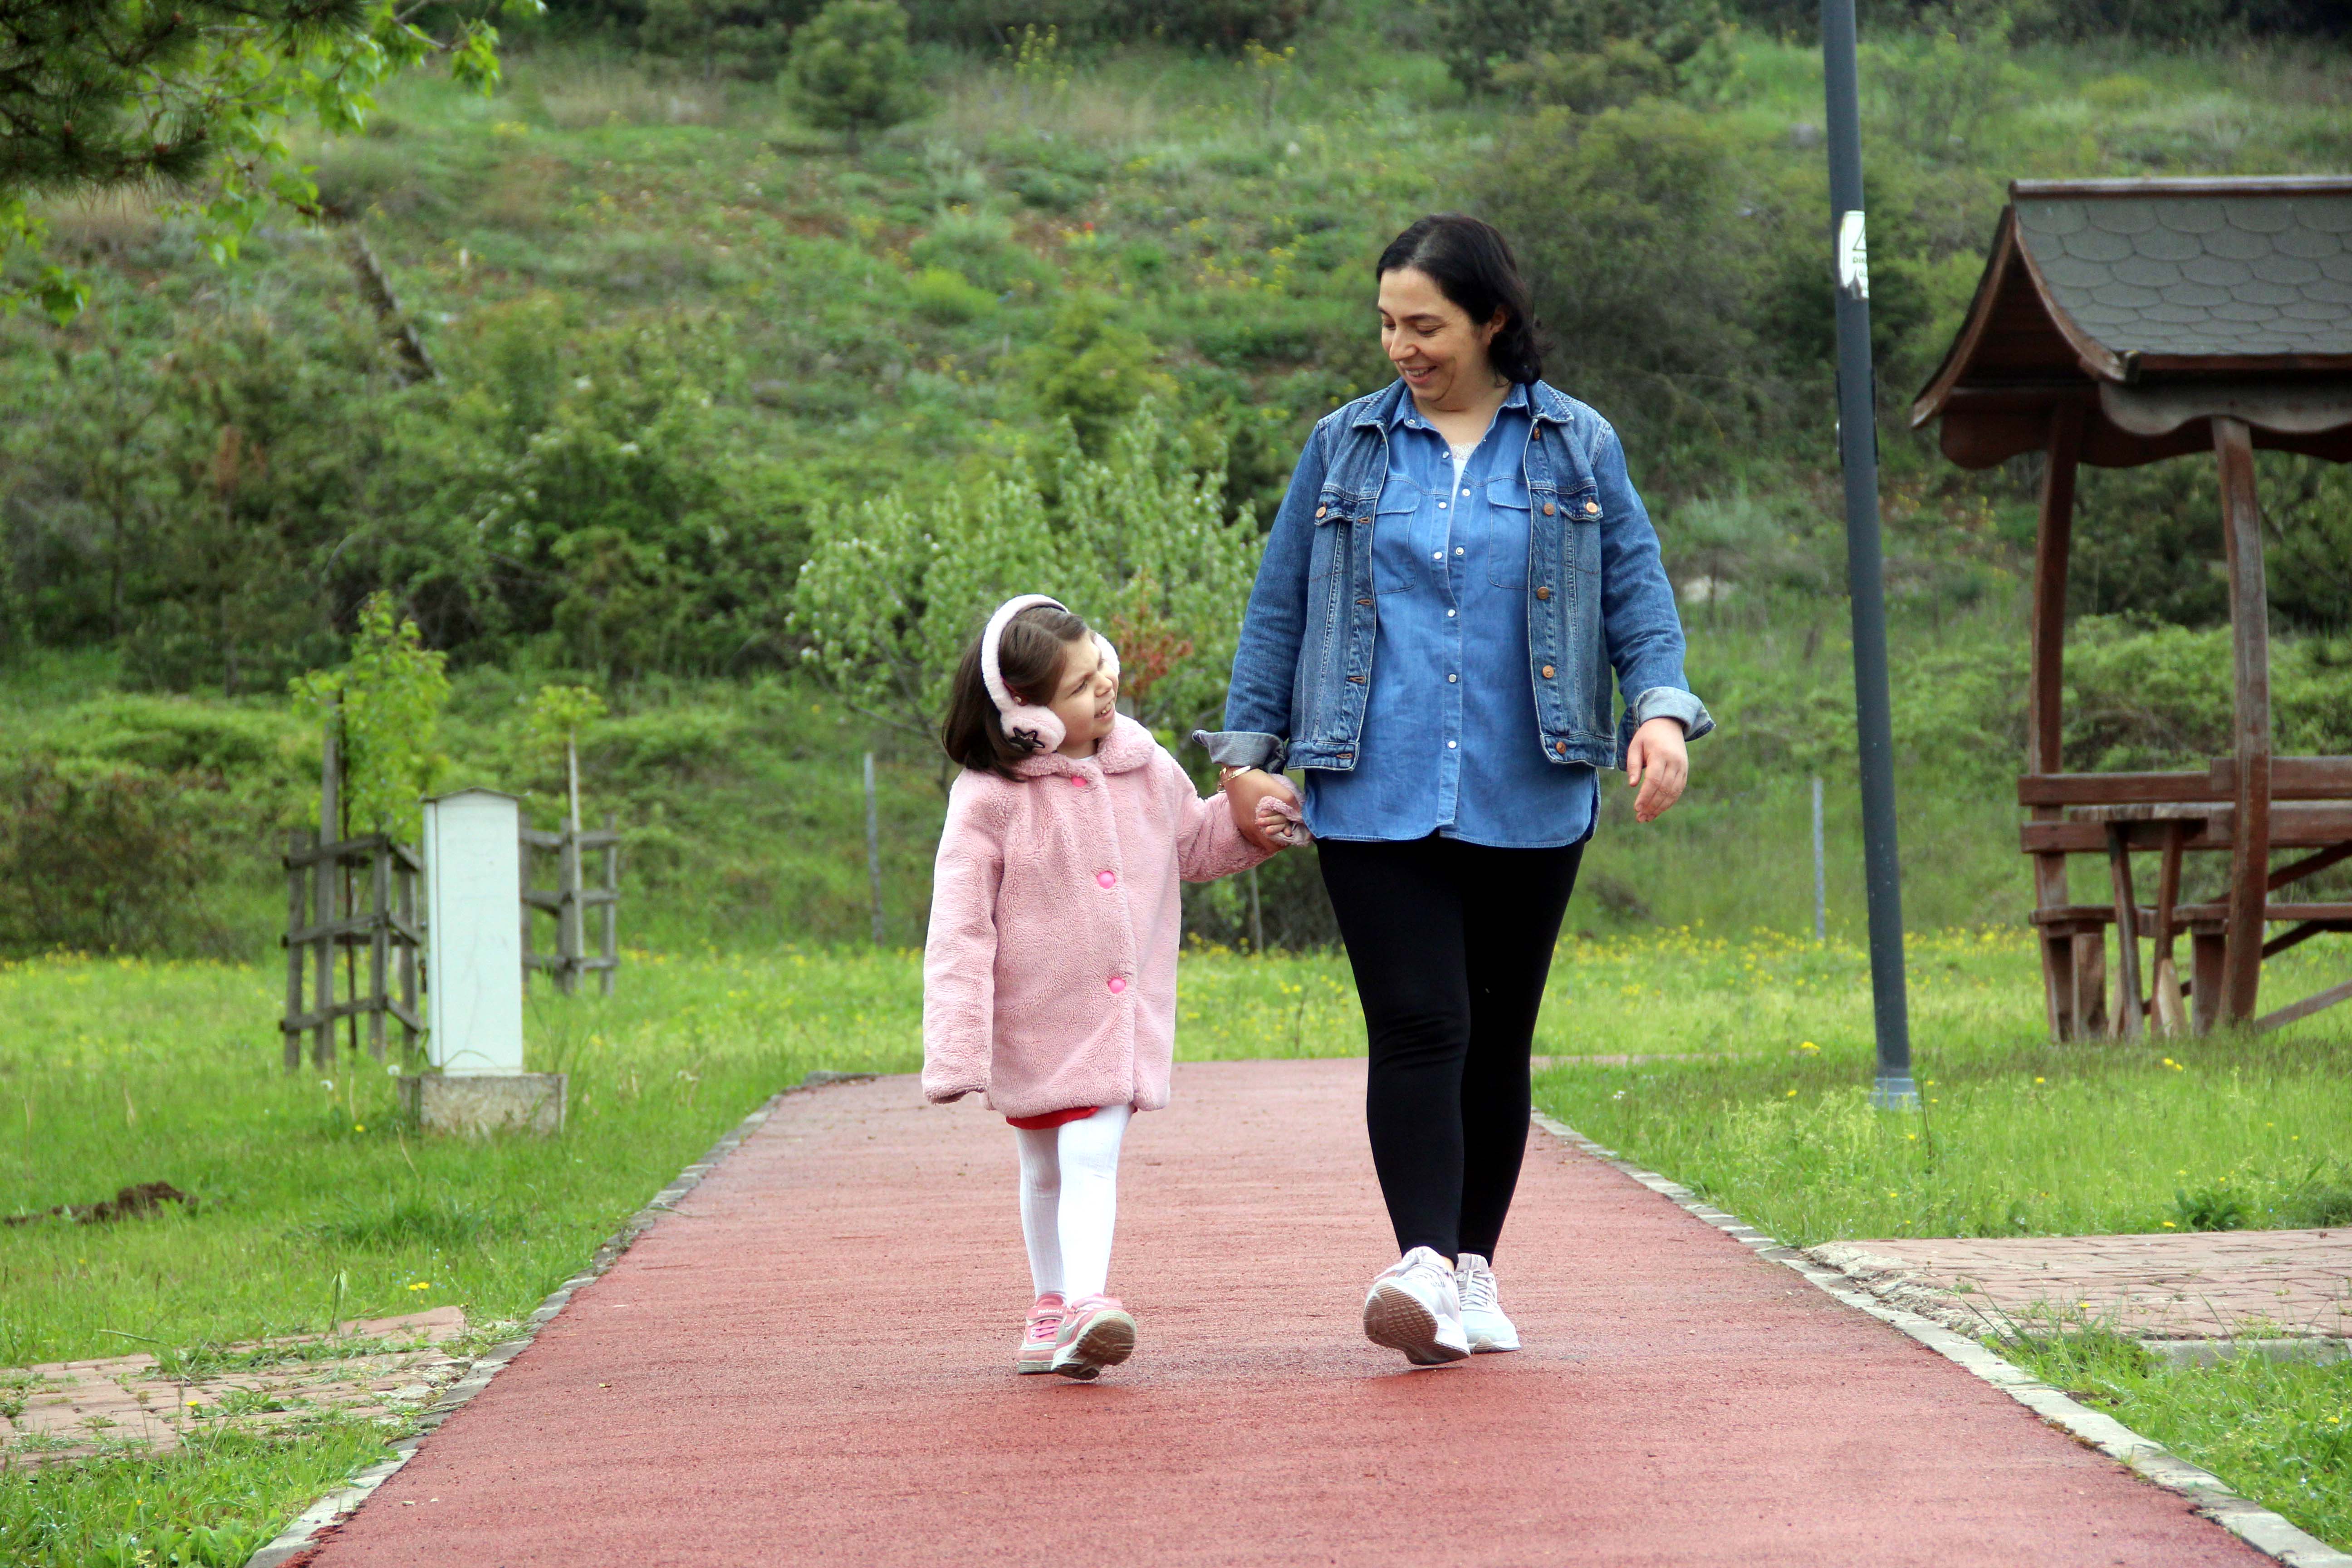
[407, 788, 563, 1134]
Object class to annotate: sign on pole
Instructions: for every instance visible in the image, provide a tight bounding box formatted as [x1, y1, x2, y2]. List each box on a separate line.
[1821, 0, 1918, 1109]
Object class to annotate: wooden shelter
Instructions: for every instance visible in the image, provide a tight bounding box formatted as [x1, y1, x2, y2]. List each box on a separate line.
[1911, 176, 2352, 1039]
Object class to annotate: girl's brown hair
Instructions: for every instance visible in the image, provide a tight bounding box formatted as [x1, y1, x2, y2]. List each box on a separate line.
[940, 603, 1091, 779]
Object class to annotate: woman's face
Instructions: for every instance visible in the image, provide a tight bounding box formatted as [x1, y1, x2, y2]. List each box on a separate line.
[1378, 266, 1503, 407]
[1044, 635, 1117, 755]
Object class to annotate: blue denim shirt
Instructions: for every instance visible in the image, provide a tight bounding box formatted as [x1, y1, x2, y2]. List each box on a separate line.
[1308, 382, 1596, 848]
[1200, 378, 1710, 789]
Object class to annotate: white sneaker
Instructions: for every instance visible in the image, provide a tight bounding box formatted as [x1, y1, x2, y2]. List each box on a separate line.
[1455, 1253, 1520, 1353]
[1362, 1246, 1470, 1365]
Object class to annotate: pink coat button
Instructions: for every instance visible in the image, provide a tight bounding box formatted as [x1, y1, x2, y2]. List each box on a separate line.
[1068, 775, 1086, 788]
[1097, 871, 1116, 888]
[1107, 977, 1127, 995]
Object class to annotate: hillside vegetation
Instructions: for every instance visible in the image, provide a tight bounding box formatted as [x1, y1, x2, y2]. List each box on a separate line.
[3, 7, 2350, 954]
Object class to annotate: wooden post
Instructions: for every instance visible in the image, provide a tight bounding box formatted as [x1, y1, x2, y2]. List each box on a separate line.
[314, 721, 341, 1068]
[398, 853, 419, 1056]
[558, 825, 583, 997]
[2215, 416, 2271, 1026]
[285, 829, 309, 1074]
[2030, 403, 2085, 1038]
[601, 812, 618, 998]
[368, 843, 390, 1060]
[2105, 828, 2142, 1039]
[2150, 822, 2188, 1034]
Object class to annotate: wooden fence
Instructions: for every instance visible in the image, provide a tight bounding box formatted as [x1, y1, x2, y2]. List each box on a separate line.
[281, 829, 422, 1071]
[522, 816, 619, 996]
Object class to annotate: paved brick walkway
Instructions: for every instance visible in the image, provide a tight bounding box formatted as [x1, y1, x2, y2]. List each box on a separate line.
[1812, 1230, 2352, 1341]
[299, 1062, 2267, 1567]
[3, 1308, 466, 1468]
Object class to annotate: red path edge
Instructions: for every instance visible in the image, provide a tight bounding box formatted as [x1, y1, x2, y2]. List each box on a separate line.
[299, 1060, 2265, 1568]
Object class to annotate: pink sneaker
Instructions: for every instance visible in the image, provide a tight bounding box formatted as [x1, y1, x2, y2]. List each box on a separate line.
[1016, 1293, 1066, 1374]
[1048, 1294, 1137, 1381]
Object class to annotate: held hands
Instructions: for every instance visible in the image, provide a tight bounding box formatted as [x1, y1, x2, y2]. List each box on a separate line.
[1223, 768, 1302, 854]
[1625, 717, 1690, 824]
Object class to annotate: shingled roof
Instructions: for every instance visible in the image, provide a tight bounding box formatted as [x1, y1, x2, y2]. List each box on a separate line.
[1911, 176, 2352, 469]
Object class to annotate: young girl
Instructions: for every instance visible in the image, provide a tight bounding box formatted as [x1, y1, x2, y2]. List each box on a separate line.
[924, 595, 1280, 1380]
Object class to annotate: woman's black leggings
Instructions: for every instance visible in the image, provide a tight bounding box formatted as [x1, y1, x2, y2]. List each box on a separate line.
[1317, 834, 1583, 1263]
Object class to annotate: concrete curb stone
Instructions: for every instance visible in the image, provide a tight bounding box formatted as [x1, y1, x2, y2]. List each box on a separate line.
[240, 1076, 842, 1568]
[1531, 1111, 2352, 1568]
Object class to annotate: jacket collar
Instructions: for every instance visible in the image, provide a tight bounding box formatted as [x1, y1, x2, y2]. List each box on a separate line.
[1351, 377, 1572, 431]
[1013, 714, 1158, 779]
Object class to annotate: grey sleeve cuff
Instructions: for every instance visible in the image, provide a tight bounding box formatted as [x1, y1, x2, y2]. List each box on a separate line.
[1627, 687, 1714, 744]
[1191, 730, 1289, 772]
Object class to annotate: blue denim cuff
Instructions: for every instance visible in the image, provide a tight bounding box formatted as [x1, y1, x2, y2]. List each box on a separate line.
[1618, 688, 1715, 755]
[1190, 730, 1289, 772]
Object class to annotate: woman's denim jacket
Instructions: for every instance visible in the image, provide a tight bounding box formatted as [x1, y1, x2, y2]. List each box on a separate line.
[1202, 378, 1711, 774]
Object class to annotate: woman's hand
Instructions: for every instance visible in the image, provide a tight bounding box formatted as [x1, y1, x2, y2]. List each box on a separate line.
[1625, 718, 1689, 823]
[1224, 768, 1301, 853]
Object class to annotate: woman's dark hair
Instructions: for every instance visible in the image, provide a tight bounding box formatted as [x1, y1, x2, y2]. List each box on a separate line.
[1376, 213, 1544, 385]
[940, 603, 1092, 779]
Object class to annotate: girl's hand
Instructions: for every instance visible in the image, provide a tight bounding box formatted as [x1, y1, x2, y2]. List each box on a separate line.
[1626, 718, 1689, 823]
[1224, 768, 1300, 853]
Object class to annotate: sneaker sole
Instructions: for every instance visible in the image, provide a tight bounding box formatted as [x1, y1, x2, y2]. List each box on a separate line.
[1015, 1354, 1057, 1374]
[1050, 1310, 1136, 1379]
[1362, 1283, 1469, 1365]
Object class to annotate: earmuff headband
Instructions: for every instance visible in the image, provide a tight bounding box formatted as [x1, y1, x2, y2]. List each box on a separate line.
[980, 596, 1120, 754]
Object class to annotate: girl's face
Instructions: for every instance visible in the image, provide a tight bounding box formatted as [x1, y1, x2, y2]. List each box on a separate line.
[1378, 266, 1503, 409]
[1045, 635, 1117, 756]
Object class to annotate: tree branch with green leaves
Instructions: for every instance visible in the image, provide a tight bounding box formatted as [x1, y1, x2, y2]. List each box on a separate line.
[0, 0, 538, 324]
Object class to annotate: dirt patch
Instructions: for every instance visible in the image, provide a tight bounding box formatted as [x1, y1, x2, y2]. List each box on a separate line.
[4, 1180, 193, 1227]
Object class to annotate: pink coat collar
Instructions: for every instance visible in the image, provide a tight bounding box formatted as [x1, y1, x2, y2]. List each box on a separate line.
[1013, 715, 1161, 779]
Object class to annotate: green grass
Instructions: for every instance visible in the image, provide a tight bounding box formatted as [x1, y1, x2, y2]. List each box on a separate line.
[1532, 928, 2352, 1246]
[9, 932, 2352, 1555]
[0, 1420, 396, 1568]
[1999, 1328, 2352, 1552]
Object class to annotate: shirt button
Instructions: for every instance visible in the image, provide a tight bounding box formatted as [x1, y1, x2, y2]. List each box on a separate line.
[1541, 664, 1557, 679]
[1431, 551, 1442, 562]
[1460, 487, 1470, 497]
[1454, 547, 1464, 556]
[1097, 871, 1116, 888]
[1447, 740, 1458, 749]
[1586, 500, 1601, 514]
[1446, 608, 1457, 618]
[1436, 502, 1447, 510]
[1447, 673, 1459, 683]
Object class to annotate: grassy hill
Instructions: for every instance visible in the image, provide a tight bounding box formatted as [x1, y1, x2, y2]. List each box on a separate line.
[4, 19, 2351, 956]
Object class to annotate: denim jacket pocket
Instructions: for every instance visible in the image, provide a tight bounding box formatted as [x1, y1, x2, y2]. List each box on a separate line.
[1485, 473, 1532, 590]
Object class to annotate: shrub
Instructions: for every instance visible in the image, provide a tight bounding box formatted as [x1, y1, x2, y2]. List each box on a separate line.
[908, 206, 1043, 293]
[0, 760, 230, 956]
[639, 0, 815, 78]
[908, 265, 996, 323]
[787, 0, 927, 149]
[1470, 100, 1758, 442]
[1438, 0, 1724, 94]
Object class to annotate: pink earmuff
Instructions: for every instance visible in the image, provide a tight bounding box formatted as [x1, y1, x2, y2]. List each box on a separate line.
[980, 595, 1120, 754]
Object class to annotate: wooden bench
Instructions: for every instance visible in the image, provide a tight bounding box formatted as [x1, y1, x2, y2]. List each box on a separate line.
[2016, 758, 2352, 1037]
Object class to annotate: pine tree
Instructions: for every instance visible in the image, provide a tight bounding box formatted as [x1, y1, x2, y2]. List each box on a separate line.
[785, 0, 923, 151]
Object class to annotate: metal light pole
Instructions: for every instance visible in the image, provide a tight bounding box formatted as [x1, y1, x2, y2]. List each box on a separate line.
[1821, 0, 1917, 1109]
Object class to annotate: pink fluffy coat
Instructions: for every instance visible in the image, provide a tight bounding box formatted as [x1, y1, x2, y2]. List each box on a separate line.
[922, 715, 1271, 1118]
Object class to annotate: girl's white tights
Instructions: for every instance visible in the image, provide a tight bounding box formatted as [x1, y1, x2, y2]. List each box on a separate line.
[1014, 1103, 1130, 1302]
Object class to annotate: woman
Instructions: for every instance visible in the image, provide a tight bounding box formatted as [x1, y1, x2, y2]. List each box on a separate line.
[1200, 214, 1710, 1367]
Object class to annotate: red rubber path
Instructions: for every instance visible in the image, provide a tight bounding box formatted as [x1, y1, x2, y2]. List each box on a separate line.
[305, 1060, 2266, 1566]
